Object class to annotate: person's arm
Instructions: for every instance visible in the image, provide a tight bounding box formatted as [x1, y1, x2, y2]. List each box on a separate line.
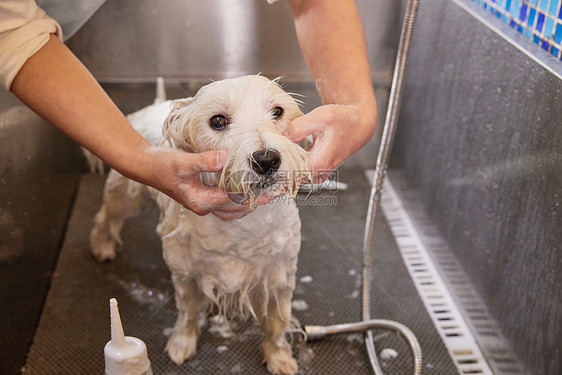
[11, 34, 252, 220]
[286, 0, 377, 181]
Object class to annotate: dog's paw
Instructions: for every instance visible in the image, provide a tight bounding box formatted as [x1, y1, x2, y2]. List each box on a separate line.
[263, 343, 298, 375]
[166, 331, 198, 365]
[90, 228, 117, 262]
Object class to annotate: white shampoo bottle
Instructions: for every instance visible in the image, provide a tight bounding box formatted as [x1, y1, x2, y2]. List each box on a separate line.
[104, 298, 153, 375]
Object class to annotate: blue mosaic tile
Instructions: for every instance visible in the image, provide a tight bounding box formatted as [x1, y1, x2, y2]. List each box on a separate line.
[545, 17, 554, 37]
[528, 8, 536, 25]
[537, 12, 546, 31]
[519, 3, 528, 21]
[512, 0, 521, 16]
[555, 23, 562, 43]
[470, 0, 562, 61]
[548, 0, 559, 16]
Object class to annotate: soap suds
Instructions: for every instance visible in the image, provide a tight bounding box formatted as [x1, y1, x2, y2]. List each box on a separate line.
[291, 300, 308, 311]
[380, 348, 398, 360]
[346, 333, 364, 344]
[299, 275, 313, 283]
[296, 339, 314, 372]
[118, 280, 170, 306]
[162, 327, 173, 337]
[209, 315, 235, 338]
[349, 290, 360, 299]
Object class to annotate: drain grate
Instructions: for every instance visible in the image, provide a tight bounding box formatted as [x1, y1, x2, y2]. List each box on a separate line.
[367, 171, 495, 375]
[383, 171, 525, 375]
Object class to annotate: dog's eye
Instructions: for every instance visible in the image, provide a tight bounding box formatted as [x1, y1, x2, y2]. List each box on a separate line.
[209, 115, 228, 130]
[272, 107, 284, 119]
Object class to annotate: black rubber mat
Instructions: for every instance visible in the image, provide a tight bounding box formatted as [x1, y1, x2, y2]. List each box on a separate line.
[23, 168, 458, 374]
[0, 172, 80, 375]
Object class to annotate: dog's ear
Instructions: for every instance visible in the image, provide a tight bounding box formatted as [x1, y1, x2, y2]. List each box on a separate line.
[162, 98, 196, 152]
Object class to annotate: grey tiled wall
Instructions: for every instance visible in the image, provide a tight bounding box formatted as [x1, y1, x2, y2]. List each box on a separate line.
[391, 0, 562, 374]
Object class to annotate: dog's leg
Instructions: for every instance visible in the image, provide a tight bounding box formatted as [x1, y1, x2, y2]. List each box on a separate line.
[90, 170, 145, 261]
[260, 287, 298, 375]
[166, 274, 204, 365]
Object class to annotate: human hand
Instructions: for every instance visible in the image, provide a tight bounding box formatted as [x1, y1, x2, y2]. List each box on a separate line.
[284, 102, 376, 182]
[143, 146, 268, 220]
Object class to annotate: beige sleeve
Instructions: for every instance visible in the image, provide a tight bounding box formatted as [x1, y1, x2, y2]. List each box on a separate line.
[0, 0, 62, 90]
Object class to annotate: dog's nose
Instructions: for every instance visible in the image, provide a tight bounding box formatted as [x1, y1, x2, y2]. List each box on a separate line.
[251, 149, 281, 175]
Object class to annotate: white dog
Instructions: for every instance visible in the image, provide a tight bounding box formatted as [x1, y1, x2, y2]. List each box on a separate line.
[90, 75, 310, 374]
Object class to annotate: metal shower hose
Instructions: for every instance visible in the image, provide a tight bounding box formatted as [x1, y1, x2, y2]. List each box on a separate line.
[304, 0, 422, 374]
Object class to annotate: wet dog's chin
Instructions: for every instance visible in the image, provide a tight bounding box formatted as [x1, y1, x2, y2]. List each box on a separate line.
[225, 181, 272, 204]
[224, 177, 293, 206]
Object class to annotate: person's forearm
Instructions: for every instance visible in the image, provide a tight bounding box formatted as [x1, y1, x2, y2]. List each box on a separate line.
[9, 34, 256, 219]
[11, 34, 152, 182]
[288, 0, 375, 108]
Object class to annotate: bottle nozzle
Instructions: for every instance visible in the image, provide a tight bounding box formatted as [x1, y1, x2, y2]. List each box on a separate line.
[109, 298, 128, 349]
